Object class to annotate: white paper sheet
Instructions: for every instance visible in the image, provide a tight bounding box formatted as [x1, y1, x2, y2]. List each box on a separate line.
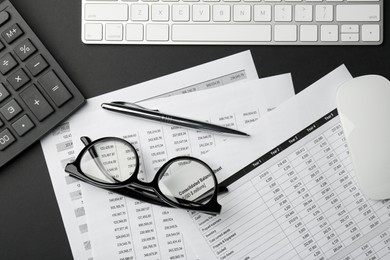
[174, 65, 390, 260]
[70, 74, 295, 260]
[40, 51, 258, 260]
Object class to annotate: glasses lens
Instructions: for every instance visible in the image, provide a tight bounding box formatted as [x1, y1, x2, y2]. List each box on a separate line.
[158, 159, 216, 207]
[80, 139, 138, 183]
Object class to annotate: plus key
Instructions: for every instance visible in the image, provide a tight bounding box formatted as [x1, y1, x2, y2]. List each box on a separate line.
[20, 84, 54, 121]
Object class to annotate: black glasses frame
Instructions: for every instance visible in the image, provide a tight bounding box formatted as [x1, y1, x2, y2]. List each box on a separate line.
[65, 136, 223, 215]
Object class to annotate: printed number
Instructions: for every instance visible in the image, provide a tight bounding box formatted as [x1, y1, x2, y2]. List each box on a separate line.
[0, 135, 10, 144]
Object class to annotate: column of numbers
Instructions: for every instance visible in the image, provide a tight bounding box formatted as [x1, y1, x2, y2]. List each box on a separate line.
[325, 124, 382, 239]
[307, 131, 355, 257]
[288, 144, 332, 260]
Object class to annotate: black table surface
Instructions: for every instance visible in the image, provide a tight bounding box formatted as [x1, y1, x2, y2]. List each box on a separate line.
[0, 0, 389, 259]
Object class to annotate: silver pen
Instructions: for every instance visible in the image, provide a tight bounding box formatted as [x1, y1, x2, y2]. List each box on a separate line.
[101, 101, 250, 137]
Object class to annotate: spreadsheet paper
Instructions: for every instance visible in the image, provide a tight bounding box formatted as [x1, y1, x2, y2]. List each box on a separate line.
[174, 65, 390, 259]
[40, 51, 259, 259]
[70, 75, 294, 259]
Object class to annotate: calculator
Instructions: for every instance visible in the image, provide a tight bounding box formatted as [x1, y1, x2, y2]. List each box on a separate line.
[0, 0, 85, 168]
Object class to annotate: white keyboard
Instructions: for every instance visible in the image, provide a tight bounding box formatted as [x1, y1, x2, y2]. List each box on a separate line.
[82, 0, 383, 45]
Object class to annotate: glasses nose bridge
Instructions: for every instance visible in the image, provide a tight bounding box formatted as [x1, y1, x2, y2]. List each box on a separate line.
[129, 180, 156, 190]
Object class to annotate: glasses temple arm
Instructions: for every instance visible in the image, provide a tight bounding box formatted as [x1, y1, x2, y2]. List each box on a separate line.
[150, 185, 228, 207]
[218, 185, 228, 194]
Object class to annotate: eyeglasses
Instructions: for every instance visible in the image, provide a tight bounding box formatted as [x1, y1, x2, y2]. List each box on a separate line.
[65, 136, 226, 215]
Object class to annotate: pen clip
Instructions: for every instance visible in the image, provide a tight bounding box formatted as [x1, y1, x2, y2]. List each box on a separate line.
[110, 101, 159, 112]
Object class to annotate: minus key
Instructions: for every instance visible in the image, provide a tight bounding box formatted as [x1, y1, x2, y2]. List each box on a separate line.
[26, 54, 49, 76]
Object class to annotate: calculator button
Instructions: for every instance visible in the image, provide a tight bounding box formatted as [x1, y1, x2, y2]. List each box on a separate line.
[0, 53, 18, 75]
[14, 39, 37, 61]
[7, 68, 30, 90]
[0, 11, 10, 27]
[12, 115, 34, 136]
[0, 99, 22, 121]
[0, 128, 16, 151]
[39, 71, 72, 107]
[1, 23, 23, 44]
[26, 55, 48, 76]
[20, 84, 54, 121]
[0, 83, 10, 103]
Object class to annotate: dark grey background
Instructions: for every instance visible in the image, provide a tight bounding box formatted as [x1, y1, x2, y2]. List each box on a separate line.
[0, 0, 389, 259]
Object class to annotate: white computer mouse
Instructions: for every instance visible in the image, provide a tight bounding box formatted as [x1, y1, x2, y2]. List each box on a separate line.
[337, 75, 390, 200]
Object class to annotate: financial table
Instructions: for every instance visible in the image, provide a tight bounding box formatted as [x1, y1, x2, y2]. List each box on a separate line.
[191, 111, 390, 260]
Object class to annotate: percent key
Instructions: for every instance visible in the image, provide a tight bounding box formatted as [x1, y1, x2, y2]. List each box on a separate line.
[14, 38, 36, 61]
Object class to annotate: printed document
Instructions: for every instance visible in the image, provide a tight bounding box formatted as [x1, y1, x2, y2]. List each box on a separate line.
[40, 51, 259, 259]
[70, 74, 295, 260]
[175, 65, 390, 260]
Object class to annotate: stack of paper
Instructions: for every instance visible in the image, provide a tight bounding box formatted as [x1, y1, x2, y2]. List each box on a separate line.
[41, 51, 390, 260]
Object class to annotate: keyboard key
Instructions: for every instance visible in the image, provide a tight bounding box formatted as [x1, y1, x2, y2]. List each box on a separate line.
[0, 83, 10, 103]
[125, 24, 143, 41]
[7, 68, 30, 90]
[275, 25, 297, 42]
[0, 11, 10, 26]
[341, 25, 359, 34]
[172, 5, 189, 21]
[146, 24, 169, 41]
[0, 99, 23, 121]
[275, 5, 292, 22]
[38, 71, 72, 107]
[321, 25, 338, 42]
[362, 24, 380, 42]
[0, 53, 18, 75]
[336, 5, 380, 22]
[26, 54, 48, 76]
[253, 5, 271, 22]
[213, 5, 230, 22]
[315, 5, 333, 22]
[295, 5, 313, 22]
[84, 23, 103, 41]
[14, 39, 37, 61]
[0, 128, 16, 151]
[85, 4, 128, 21]
[20, 84, 54, 121]
[131, 5, 149, 21]
[300, 25, 318, 42]
[172, 24, 271, 42]
[1, 23, 23, 44]
[341, 33, 359, 42]
[233, 5, 251, 22]
[12, 115, 34, 136]
[192, 5, 210, 22]
[152, 5, 169, 21]
[105, 23, 123, 41]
